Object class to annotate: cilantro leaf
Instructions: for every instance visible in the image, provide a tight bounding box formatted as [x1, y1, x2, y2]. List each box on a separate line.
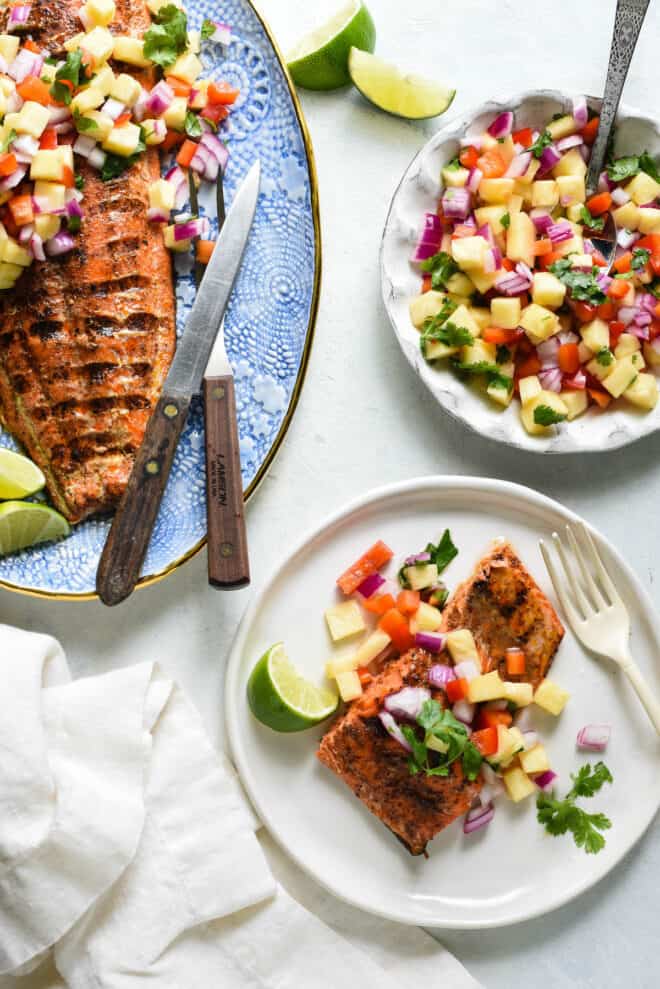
[402, 702, 482, 781]
[534, 404, 567, 426]
[184, 110, 202, 139]
[549, 258, 606, 304]
[401, 725, 428, 767]
[501, 211, 511, 230]
[445, 157, 461, 171]
[419, 250, 459, 290]
[422, 318, 473, 350]
[579, 204, 605, 232]
[606, 155, 640, 182]
[0, 128, 16, 154]
[73, 109, 98, 133]
[536, 761, 613, 855]
[142, 4, 188, 69]
[201, 18, 216, 40]
[417, 698, 444, 732]
[75, 173, 84, 190]
[50, 49, 84, 106]
[529, 129, 553, 159]
[462, 741, 483, 781]
[632, 246, 651, 271]
[496, 344, 511, 364]
[639, 150, 660, 184]
[568, 760, 613, 799]
[596, 347, 614, 367]
[454, 359, 514, 392]
[426, 529, 458, 573]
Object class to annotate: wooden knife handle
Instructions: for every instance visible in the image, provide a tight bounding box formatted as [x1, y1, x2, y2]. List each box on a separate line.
[96, 392, 191, 606]
[204, 374, 250, 589]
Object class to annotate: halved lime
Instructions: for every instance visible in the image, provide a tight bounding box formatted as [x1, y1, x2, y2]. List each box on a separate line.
[247, 643, 339, 732]
[0, 502, 70, 557]
[287, 1, 376, 91]
[0, 448, 45, 499]
[348, 48, 455, 119]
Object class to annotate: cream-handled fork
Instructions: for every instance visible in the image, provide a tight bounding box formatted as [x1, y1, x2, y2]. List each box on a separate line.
[540, 523, 660, 736]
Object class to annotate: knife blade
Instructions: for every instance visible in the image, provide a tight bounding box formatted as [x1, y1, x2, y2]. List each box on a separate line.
[96, 161, 261, 607]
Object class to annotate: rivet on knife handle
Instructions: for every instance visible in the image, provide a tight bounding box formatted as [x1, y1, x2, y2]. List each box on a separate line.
[96, 392, 191, 606]
[203, 374, 250, 588]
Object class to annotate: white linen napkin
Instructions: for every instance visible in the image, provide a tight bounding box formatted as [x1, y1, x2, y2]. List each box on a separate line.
[0, 625, 482, 989]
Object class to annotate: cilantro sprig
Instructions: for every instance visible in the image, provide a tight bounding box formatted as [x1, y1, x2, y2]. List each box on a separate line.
[50, 49, 84, 106]
[632, 246, 651, 272]
[549, 258, 606, 305]
[143, 4, 188, 69]
[419, 250, 459, 291]
[529, 129, 553, 159]
[201, 18, 217, 40]
[607, 150, 660, 184]
[402, 701, 482, 781]
[534, 404, 567, 427]
[537, 761, 613, 854]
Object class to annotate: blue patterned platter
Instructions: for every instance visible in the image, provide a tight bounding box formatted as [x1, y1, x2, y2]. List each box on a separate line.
[0, 0, 320, 600]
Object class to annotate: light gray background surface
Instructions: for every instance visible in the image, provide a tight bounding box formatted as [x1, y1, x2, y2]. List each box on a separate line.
[2, 1, 658, 986]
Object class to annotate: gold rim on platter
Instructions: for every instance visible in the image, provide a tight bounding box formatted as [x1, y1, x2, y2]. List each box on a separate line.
[0, 0, 321, 603]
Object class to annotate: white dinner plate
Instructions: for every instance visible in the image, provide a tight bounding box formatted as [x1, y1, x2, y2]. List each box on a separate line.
[226, 477, 660, 928]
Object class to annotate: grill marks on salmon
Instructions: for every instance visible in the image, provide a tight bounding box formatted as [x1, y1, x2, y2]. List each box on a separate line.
[441, 541, 564, 689]
[318, 543, 564, 855]
[317, 648, 481, 856]
[0, 1, 176, 523]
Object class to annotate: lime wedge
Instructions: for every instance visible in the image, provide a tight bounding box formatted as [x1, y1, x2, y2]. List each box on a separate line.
[287, 1, 376, 91]
[348, 48, 455, 119]
[0, 448, 45, 499]
[0, 502, 70, 557]
[247, 643, 339, 732]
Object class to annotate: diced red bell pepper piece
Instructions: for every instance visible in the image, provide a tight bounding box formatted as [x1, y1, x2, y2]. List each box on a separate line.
[445, 677, 469, 703]
[378, 608, 414, 653]
[337, 540, 393, 596]
[470, 726, 499, 757]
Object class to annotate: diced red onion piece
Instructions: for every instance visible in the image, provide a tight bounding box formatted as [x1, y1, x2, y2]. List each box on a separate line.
[441, 186, 471, 222]
[53, 122, 73, 135]
[557, 329, 579, 345]
[454, 659, 479, 682]
[29, 232, 45, 261]
[405, 551, 431, 566]
[132, 87, 150, 122]
[534, 770, 558, 791]
[557, 134, 583, 153]
[627, 322, 650, 341]
[572, 95, 588, 128]
[102, 97, 126, 121]
[618, 305, 638, 327]
[515, 261, 533, 282]
[48, 105, 72, 124]
[479, 780, 504, 806]
[522, 730, 538, 750]
[530, 209, 553, 232]
[597, 170, 614, 193]
[88, 148, 107, 170]
[563, 369, 587, 390]
[494, 274, 530, 296]
[548, 221, 573, 244]
[463, 803, 495, 834]
[356, 572, 386, 599]
[634, 311, 652, 326]
[504, 151, 531, 178]
[466, 166, 482, 194]
[576, 723, 611, 751]
[18, 223, 33, 244]
[513, 706, 535, 732]
[174, 217, 207, 241]
[9, 49, 42, 83]
[639, 293, 658, 315]
[13, 150, 32, 165]
[200, 132, 229, 171]
[378, 711, 412, 752]
[7, 5, 32, 32]
[487, 111, 513, 139]
[165, 164, 188, 208]
[13, 134, 39, 158]
[411, 212, 443, 262]
[6, 91, 22, 114]
[477, 222, 495, 247]
[45, 230, 75, 256]
[145, 79, 174, 116]
[428, 664, 456, 689]
[537, 144, 561, 176]
[452, 699, 475, 725]
[208, 21, 232, 45]
[414, 631, 446, 654]
[491, 245, 503, 269]
[617, 227, 639, 249]
[384, 686, 431, 721]
[73, 134, 97, 157]
[0, 165, 27, 192]
[539, 368, 563, 393]
[481, 763, 500, 785]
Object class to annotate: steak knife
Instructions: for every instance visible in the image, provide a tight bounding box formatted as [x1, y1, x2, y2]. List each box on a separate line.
[96, 160, 261, 607]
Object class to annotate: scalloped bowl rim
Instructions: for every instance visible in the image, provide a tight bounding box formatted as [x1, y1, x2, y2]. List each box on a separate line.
[380, 89, 660, 455]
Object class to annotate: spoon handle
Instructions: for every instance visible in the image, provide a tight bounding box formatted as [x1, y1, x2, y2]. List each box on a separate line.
[586, 0, 650, 193]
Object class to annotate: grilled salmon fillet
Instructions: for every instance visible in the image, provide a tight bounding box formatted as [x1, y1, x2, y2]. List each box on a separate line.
[441, 541, 564, 688]
[0, 1, 176, 523]
[318, 647, 482, 856]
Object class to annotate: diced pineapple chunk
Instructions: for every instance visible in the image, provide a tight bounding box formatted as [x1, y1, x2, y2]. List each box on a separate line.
[423, 338, 458, 361]
[614, 333, 640, 360]
[142, 119, 166, 145]
[328, 629, 390, 678]
[335, 671, 362, 703]
[637, 207, 660, 234]
[64, 33, 86, 53]
[187, 29, 201, 54]
[442, 164, 469, 188]
[503, 681, 533, 707]
[603, 355, 639, 398]
[460, 338, 497, 369]
[570, 254, 593, 270]
[553, 221, 584, 258]
[0, 261, 24, 287]
[643, 340, 660, 367]
[30, 150, 65, 183]
[469, 306, 491, 332]
[521, 391, 569, 435]
[164, 51, 202, 85]
[109, 72, 141, 106]
[519, 374, 542, 405]
[503, 766, 537, 802]
[506, 211, 535, 267]
[487, 368, 514, 408]
[0, 238, 31, 267]
[490, 296, 521, 329]
[452, 235, 488, 272]
[445, 271, 475, 298]
[624, 372, 659, 410]
[519, 158, 541, 184]
[566, 202, 585, 223]
[612, 201, 640, 231]
[0, 34, 19, 63]
[467, 671, 505, 703]
[446, 628, 480, 667]
[81, 110, 114, 142]
[149, 178, 175, 212]
[556, 174, 585, 206]
[520, 744, 551, 775]
[33, 181, 66, 213]
[102, 121, 142, 156]
[469, 269, 499, 294]
[490, 725, 523, 768]
[82, 0, 116, 26]
[411, 601, 443, 632]
[624, 171, 660, 206]
[72, 86, 105, 115]
[580, 317, 610, 354]
[450, 303, 481, 339]
[188, 79, 209, 111]
[479, 178, 515, 204]
[403, 562, 438, 592]
[163, 225, 190, 252]
[34, 215, 60, 240]
[520, 303, 559, 345]
[409, 290, 447, 329]
[474, 205, 509, 236]
[531, 180, 559, 208]
[552, 147, 587, 178]
[163, 96, 188, 131]
[533, 678, 570, 715]
[324, 601, 365, 642]
[81, 26, 114, 68]
[560, 390, 589, 420]
[87, 64, 115, 96]
[15, 102, 50, 139]
[113, 35, 151, 67]
[508, 194, 523, 215]
[531, 272, 566, 309]
[546, 114, 577, 140]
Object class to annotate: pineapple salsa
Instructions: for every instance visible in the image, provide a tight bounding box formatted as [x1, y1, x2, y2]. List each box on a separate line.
[409, 102, 660, 435]
[323, 534, 613, 851]
[0, 0, 237, 290]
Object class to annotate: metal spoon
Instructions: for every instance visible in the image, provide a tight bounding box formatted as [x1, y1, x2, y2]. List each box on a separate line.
[585, 0, 650, 270]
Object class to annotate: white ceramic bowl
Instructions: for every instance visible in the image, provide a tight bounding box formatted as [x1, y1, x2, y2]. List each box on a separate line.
[380, 90, 660, 454]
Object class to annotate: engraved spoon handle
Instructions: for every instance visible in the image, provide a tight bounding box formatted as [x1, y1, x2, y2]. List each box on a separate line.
[586, 0, 650, 194]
